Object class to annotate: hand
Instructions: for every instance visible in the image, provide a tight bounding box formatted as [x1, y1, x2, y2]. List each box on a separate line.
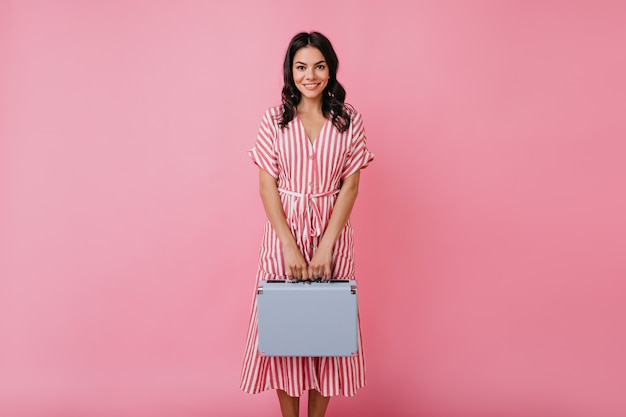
[308, 243, 333, 281]
[283, 243, 309, 281]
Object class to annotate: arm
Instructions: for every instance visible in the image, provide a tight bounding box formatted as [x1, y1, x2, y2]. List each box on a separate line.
[308, 170, 361, 280]
[258, 168, 309, 280]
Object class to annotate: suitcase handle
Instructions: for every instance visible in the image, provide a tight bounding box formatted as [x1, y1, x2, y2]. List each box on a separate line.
[257, 279, 357, 295]
[265, 279, 350, 284]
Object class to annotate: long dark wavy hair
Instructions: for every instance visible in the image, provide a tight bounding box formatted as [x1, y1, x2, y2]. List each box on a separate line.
[279, 31, 352, 133]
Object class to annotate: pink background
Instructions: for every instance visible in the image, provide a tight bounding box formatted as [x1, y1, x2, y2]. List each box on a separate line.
[2, 1, 625, 416]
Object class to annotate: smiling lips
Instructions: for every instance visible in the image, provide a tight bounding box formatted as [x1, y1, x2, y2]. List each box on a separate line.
[303, 83, 321, 90]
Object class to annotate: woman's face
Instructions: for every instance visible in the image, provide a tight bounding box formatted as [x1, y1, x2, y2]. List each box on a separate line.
[292, 46, 329, 102]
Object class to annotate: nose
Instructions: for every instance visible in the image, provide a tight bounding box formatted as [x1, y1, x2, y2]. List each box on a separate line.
[305, 67, 316, 79]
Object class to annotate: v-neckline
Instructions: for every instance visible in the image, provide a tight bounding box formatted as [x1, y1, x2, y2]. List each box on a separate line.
[297, 114, 328, 146]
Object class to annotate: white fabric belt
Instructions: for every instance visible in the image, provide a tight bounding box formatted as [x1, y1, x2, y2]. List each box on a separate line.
[277, 187, 340, 260]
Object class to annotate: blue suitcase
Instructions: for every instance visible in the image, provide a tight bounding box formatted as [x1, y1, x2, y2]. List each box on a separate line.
[256, 280, 358, 357]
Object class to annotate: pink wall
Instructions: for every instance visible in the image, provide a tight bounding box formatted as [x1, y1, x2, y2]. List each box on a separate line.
[2, 1, 625, 416]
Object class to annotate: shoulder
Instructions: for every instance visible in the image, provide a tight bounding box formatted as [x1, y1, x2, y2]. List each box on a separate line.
[262, 105, 283, 123]
[344, 104, 364, 128]
[257, 105, 284, 134]
[343, 104, 362, 122]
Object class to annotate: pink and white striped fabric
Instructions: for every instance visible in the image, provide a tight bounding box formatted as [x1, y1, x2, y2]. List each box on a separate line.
[240, 105, 373, 397]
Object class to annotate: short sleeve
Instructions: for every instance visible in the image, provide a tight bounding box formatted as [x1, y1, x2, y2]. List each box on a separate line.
[248, 109, 279, 178]
[341, 111, 374, 180]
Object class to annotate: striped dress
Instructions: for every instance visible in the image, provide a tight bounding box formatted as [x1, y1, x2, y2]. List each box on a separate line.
[240, 105, 374, 397]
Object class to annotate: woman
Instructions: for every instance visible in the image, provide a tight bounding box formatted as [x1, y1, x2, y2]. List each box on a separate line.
[241, 31, 374, 417]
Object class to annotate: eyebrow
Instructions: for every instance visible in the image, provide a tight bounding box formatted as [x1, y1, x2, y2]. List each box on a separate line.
[295, 60, 327, 65]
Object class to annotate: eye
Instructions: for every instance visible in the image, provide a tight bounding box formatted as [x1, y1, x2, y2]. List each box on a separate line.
[296, 65, 305, 71]
[316, 64, 326, 70]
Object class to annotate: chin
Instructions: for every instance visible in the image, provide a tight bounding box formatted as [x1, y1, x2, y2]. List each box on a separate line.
[299, 90, 323, 100]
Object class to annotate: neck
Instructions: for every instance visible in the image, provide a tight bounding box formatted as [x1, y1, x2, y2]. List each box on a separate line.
[297, 96, 323, 115]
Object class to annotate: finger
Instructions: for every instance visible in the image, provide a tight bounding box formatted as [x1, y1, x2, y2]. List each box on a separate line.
[291, 266, 300, 280]
[324, 266, 332, 280]
[310, 267, 321, 279]
[301, 267, 309, 281]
